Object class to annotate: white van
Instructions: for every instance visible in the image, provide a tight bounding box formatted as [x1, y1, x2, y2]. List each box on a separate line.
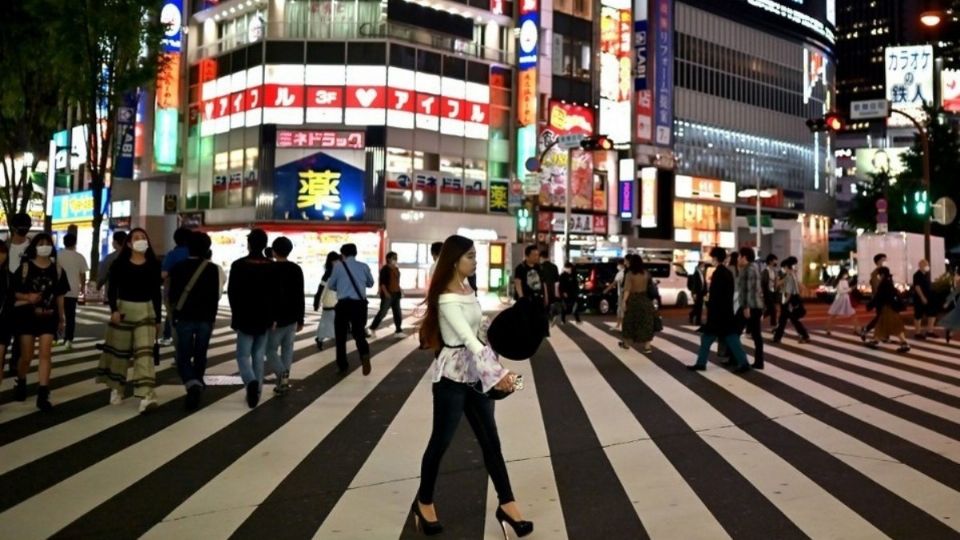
[646, 261, 693, 308]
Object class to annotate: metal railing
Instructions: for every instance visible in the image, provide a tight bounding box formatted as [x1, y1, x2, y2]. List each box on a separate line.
[190, 21, 511, 65]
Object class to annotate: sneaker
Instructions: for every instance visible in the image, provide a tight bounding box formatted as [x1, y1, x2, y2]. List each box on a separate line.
[64, 341, 73, 351]
[394, 330, 405, 336]
[273, 371, 290, 395]
[246, 381, 260, 408]
[158, 338, 174, 347]
[139, 397, 159, 414]
[734, 365, 751, 374]
[366, 328, 375, 338]
[798, 337, 811, 344]
[110, 389, 124, 405]
[859, 328, 869, 342]
[897, 344, 911, 354]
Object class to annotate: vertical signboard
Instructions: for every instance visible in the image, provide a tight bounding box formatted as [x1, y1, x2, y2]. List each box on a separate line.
[885, 45, 933, 127]
[599, 4, 632, 144]
[942, 69, 960, 113]
[634, 0, 652, 145]
[155, 0, 183, 170]
[114, 91, 137, 180]
[516, 0, 538, 181]
[652, 0, 673, 147]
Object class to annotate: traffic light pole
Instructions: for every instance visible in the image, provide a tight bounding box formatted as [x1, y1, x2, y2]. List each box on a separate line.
[889, 109, 931, 262]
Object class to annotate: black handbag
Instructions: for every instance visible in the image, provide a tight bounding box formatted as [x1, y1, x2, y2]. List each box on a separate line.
[653, 315, 664, 332]
[790, 295, 807, 319]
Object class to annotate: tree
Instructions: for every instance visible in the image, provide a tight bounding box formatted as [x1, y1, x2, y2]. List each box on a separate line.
[0, 0, 63, 224]
[847, 105, 960, 249]
[43, 0, 164, 279]
[898, 107, 960, 249]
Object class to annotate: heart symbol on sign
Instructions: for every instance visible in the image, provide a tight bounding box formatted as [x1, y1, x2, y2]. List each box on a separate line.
[356, 88, 377, 108]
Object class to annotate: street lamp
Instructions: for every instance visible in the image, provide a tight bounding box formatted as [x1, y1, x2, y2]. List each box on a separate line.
[920, 0, 945, 27]
[737, 186, 775, 254]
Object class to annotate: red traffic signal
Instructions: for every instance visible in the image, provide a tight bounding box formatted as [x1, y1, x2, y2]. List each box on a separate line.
[806, 112, 844, 133]
[580, 135, 613, 151]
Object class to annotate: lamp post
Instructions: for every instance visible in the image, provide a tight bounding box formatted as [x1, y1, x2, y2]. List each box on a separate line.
[738, 184, 775, 255]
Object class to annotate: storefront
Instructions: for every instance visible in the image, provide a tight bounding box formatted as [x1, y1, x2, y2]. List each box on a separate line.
[383, 208, 515, 294]
[51, 190, 110, 265]
[199, 127, 383, 295]
[672, 175, 736, 250]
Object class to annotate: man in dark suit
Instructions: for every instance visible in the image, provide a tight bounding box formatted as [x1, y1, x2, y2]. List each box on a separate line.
[687, 247, 750, 373]
[687, 262, 706, 325]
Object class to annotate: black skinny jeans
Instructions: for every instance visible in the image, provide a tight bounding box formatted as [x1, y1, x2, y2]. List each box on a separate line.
[418, 377, 515, 506]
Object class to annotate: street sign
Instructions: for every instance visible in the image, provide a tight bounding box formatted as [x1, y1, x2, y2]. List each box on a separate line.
[850, 99, 890, 120]
[523, 172, 541, 196]
[933, 196, 957, 225]
[558, 134, 585, 149]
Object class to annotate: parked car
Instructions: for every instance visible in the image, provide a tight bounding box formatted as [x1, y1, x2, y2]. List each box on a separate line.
[575, 261, 692, 314]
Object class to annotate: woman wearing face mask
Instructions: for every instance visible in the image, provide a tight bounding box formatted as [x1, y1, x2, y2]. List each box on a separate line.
[10, 234, 69, 411]
[96, 228, 163, 413]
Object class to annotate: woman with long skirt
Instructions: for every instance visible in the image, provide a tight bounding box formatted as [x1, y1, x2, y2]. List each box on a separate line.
[826, 269, 857, 336]
[619, 255, 656, 354]
[869, 267, 911, 353]
[96, 228, 163, 413]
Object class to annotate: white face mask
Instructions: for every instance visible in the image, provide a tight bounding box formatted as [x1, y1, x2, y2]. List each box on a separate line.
[132, 240, 149, 253]
[36, 245, 53, 257]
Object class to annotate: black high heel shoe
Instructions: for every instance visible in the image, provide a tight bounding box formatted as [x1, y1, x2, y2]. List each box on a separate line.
[496, 507, 534, 539]
[411, 501, 443, 536]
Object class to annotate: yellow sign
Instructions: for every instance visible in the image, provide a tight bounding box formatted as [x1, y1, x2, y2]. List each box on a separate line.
[488, 182, 508, 212]
[297, 170, 342, 211]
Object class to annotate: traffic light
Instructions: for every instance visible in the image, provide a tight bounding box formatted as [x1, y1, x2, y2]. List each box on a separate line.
[580, 135, 613, 151]
[806, 112, 843, 132]
[901, 190, 929, 216]
[516, 207, 532, 232]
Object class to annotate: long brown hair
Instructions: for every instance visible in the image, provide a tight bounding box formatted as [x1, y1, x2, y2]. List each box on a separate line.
[419, 235, 475, 353]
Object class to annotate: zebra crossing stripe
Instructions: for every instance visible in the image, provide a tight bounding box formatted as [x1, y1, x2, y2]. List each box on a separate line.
[229, 339, 432, 539]
[142, 334, 422, 539]
[816, 329, 960, 375]
[7, 331, 416, 539]
[716, 329, 960, 441]
[547, 329, 727, 539]
[575, 322, 876, 539]
[529, 339, 648, 538]
[658, 328, 960, 534]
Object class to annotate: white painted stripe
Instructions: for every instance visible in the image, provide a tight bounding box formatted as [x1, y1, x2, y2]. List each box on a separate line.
[143, 336, 420, 540]
[548, 330, 727, 540]
[0, 385, 182, 475]
[311, 368, 432, 539]
[482, 355, 567, 540]
[664, 328, 960, 532]
[819, 330, 960, 371]
[579, 323, 884, 539]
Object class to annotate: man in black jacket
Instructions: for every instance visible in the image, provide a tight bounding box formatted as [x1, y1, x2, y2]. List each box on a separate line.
[687, 247, 750, 373]
[558, 262, 582, 324]
[267, 236, 305, 395]
[368, 251, 403, 337]
[687, 262, 706, 325]
[169, 231, 221, 411]
[228, 228, 275, 407]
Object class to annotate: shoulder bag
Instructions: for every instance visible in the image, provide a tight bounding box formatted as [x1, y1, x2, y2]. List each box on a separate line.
[174, 260, 210, 316]
[341, 261, 369, 305]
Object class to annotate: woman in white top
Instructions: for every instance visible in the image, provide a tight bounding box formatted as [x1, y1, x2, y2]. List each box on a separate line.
[413, 235, 532, 538]
[313, 252, 341, 350]
[826, 268, 857, 336]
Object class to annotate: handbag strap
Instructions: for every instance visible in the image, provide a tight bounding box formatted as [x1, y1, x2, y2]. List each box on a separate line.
[340, 259, 365, 300]
[175, 260, 210, 312]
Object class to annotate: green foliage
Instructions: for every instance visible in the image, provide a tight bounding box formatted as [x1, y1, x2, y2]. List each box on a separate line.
[848, 105, 960, 249]
[0, 0, 64, 221]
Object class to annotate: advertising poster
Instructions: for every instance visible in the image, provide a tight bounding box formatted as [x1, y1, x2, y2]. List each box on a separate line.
[885, 45, 934, 127]
[273, 151, 366, 220]
[569, 149, 594, 210]
[593, 171, 607, 212]
[539, 101, 594, 208]
[942, 69, 960, 113]
[652, 0, 673, 147]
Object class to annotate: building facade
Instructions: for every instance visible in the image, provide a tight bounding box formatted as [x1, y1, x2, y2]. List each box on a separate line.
[181, 0, 518, 293]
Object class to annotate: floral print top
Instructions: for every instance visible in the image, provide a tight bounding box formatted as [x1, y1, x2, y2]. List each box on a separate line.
[432, 293, 509, 392]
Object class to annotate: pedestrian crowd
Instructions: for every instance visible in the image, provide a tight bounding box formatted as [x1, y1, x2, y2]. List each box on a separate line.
[0, 213, 424, 413]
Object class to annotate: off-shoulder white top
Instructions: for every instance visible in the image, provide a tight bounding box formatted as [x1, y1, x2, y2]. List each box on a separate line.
[432, 292, 508, 392]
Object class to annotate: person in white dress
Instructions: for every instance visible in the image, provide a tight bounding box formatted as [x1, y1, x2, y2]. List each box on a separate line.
[312, 252, 341, 350]
[827, 269, 857, 336]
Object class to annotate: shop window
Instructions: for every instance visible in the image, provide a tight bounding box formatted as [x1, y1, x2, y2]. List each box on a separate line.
[213, 150, 229, 209]
[198, 136, 214, 209]
[244, 147, 259, 207]
[437, 156, 463, 211]
[228, 149, 245, 207]
[385, 147, 425, 208]
[464, 158, 487, 213]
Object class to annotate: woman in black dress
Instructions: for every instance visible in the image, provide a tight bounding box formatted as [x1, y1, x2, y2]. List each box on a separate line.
[11, 233, 69, 411]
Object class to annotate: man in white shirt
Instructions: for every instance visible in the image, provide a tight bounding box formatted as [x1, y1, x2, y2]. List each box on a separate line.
[7, 213, 31, 274]
[56, 233, 89, 349]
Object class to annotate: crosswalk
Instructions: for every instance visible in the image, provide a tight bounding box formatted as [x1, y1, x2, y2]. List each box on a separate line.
[1, 314, 960, 539]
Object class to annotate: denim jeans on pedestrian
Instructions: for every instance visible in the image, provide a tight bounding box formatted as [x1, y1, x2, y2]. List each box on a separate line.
[267, 323, 297, 378]
[693, 333, 749, 369]
[236, 332, 268, 388]
[175, 320, 213, 389]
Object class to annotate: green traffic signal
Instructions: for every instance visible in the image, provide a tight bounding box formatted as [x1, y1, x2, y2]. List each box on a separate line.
[914, 190, 929, 216]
